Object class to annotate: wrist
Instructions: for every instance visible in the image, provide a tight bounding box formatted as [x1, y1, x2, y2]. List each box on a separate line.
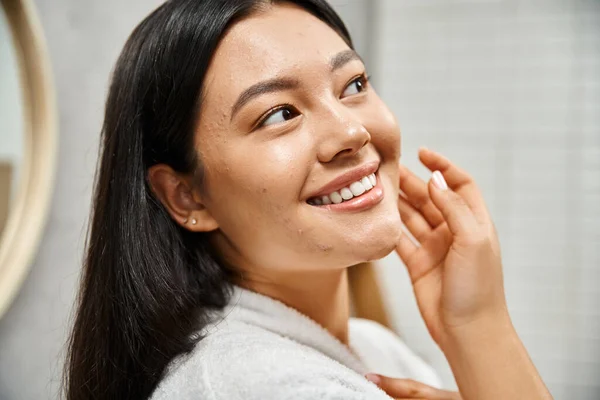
[439, 310, 553, 400]
[440, 307, 515, 355]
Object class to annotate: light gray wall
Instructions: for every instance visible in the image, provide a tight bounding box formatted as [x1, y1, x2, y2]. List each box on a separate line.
[0, 1, 367, 399]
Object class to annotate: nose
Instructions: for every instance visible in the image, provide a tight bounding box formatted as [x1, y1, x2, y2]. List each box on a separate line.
[316, 105, 371, 163]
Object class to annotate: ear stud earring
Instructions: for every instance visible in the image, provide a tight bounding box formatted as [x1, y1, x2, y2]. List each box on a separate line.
[183, 218, 189, 224]
[191, 218, 197, 225]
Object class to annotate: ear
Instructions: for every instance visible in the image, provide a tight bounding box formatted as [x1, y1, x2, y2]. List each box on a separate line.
[147, 164, 219, 232]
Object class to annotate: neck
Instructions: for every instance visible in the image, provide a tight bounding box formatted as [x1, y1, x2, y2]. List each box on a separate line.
[237, 267, 351, 345]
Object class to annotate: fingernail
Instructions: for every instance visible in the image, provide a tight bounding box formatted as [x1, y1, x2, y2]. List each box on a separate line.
[365, 373, 381, 384]
[432, 171, 448, 191]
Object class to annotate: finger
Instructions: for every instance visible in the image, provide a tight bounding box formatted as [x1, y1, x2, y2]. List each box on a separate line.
[399, 164, 445, 228]
[395, 229, 419, 266]
[366, 374, 461, 400]
[400, 225, 452, 284]
[418, 148, 489, 222]
[398, 195, 432, 242]
[428, 171, 479, 238]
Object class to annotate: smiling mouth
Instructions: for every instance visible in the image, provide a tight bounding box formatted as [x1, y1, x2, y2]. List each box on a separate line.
[307, 172, 377, 206]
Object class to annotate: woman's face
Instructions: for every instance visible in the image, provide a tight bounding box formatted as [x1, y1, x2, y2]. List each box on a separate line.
[197, 3, 402, 272]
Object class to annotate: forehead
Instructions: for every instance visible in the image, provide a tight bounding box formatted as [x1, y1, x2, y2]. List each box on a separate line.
[204, 3, 351, 100]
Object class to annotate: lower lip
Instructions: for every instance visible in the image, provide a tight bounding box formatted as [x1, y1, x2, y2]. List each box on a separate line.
[311, 172, 385, 213]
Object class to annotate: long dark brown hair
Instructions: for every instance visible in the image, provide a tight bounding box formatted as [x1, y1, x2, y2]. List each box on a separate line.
[63, 1, 353, 399]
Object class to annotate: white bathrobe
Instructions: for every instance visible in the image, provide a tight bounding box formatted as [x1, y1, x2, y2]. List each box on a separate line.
[151, 285, 441, 400]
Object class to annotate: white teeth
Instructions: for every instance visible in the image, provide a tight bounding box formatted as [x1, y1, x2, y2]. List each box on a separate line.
[340, 188, 353, 200]
[361, 176, 373, 190]
[330, 191, 343, 204]
[349, 181, 366, 196]
[368, 173, 376, 186]
[309, 172, 378, 206]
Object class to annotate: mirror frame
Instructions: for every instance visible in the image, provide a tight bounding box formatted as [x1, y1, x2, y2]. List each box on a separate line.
[0, 0, 57, 318]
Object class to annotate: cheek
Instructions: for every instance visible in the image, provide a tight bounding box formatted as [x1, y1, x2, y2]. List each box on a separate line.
[201, 137, 311, 227]
[201, 136, 326, 269]
[363, 98, 402, 208]
[364, 98, 401, 162]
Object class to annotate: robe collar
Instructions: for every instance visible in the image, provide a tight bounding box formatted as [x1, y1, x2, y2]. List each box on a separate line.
[218, 285, 368, 375]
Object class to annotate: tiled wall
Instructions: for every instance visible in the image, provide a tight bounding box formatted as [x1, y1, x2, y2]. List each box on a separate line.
[371, 1, 600, 399]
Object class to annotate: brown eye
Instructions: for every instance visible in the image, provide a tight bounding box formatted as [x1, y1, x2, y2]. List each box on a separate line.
[342, 74, 369, 98]
[260, 106, 300, 127]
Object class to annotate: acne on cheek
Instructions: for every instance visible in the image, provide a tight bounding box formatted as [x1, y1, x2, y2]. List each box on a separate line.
[285, 219, 332, 253]
[316, 242, 334, 252]
[303, 236, 334, 256]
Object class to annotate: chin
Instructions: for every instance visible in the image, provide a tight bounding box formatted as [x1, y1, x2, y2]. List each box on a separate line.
[345, 215, 403, 264]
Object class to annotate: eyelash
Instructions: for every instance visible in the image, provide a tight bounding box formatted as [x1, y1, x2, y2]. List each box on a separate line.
[349, 73, 371, 93]
[254, 73, 371, 129]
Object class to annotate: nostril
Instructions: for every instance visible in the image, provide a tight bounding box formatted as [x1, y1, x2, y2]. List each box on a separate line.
[334, 147, 356, 159]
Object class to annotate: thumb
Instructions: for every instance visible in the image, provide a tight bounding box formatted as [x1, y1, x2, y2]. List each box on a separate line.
[365, 373, 461, 399]
[428, 171, 478, 238]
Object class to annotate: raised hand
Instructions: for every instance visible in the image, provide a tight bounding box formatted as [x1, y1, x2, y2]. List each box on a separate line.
[387, 148, 552, 400]
[395, 147, 507, 346]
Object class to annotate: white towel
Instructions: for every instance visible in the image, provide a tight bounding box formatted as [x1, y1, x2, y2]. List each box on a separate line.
[151, 285, 441, 399]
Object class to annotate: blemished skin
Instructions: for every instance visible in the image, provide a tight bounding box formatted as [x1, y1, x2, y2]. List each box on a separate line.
[197, 4, 404, 272]
[148, 3, 553, 400]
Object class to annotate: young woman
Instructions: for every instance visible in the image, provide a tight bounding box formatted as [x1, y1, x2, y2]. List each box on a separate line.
[63, 0, 553, 399]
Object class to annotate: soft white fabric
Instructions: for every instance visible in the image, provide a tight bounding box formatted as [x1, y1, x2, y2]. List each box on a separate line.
[150, 285, 441, 400]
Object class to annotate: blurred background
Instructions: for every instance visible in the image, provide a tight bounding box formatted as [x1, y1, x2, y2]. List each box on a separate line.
[0, 0, 598, 399]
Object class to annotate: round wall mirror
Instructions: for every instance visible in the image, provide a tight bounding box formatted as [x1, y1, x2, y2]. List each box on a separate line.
[0, 0, 57, 319]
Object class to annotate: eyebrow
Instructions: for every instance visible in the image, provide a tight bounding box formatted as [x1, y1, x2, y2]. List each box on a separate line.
[231, 78, 299, 120]
[329, 49, 362, 72]
[230, 49, 363, 120]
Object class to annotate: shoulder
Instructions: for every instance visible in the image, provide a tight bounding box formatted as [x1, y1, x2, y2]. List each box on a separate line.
[151, 319, 392, 400]
[349, 318, 442, 388]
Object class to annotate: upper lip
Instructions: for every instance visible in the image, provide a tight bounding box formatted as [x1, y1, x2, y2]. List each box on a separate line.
[307, 160, 380, 200]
